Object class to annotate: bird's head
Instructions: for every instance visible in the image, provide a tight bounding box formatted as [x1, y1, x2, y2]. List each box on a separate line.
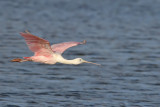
[74, 58, 101, 66]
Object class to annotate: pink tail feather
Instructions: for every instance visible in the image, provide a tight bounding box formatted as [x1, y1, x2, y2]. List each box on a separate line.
[23, 57, 30, 59]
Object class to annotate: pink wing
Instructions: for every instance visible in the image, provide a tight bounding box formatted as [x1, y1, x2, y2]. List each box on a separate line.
[20, 32, 53, 57]
[51, 40, 86, 54]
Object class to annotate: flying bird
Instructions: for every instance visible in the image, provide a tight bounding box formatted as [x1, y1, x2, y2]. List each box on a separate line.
[11, 31, 100, 65]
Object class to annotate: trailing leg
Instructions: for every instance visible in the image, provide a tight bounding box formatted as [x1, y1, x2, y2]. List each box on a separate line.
[11, 58, 29, 62]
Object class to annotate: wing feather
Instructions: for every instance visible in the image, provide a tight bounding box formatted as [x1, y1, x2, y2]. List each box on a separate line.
[51, 40, 86, 54]
[20, 32, 53, 56]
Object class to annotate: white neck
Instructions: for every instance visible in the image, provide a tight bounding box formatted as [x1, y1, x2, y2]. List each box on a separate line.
[59, 58, 77, 65]
[55, 54, 78, 65]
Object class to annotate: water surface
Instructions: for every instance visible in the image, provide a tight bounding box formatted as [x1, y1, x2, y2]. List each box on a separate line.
[0, 0, 160, 107]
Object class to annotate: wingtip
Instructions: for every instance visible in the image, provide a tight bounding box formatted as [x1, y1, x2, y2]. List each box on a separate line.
[19, 30, 31, 35]
[81, 40, 86, 44]
[20, 30, 33, 37]
[25, 30, 31, 34]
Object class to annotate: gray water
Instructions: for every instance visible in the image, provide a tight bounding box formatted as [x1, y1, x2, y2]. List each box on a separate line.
[0, 0, 160, 107]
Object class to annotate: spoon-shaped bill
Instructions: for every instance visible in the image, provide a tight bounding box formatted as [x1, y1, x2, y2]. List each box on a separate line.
[83, 60, 101, 66]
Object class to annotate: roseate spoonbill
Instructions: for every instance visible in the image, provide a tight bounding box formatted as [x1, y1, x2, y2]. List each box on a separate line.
[11, 31, 100, 65]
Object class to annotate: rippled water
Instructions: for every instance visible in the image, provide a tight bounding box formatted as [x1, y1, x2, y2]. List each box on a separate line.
[1, 0, 160, 107]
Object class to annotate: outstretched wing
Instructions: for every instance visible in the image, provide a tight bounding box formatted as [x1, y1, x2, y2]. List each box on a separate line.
[20, 32, 53, 56]
[51, 40, 86, 54]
